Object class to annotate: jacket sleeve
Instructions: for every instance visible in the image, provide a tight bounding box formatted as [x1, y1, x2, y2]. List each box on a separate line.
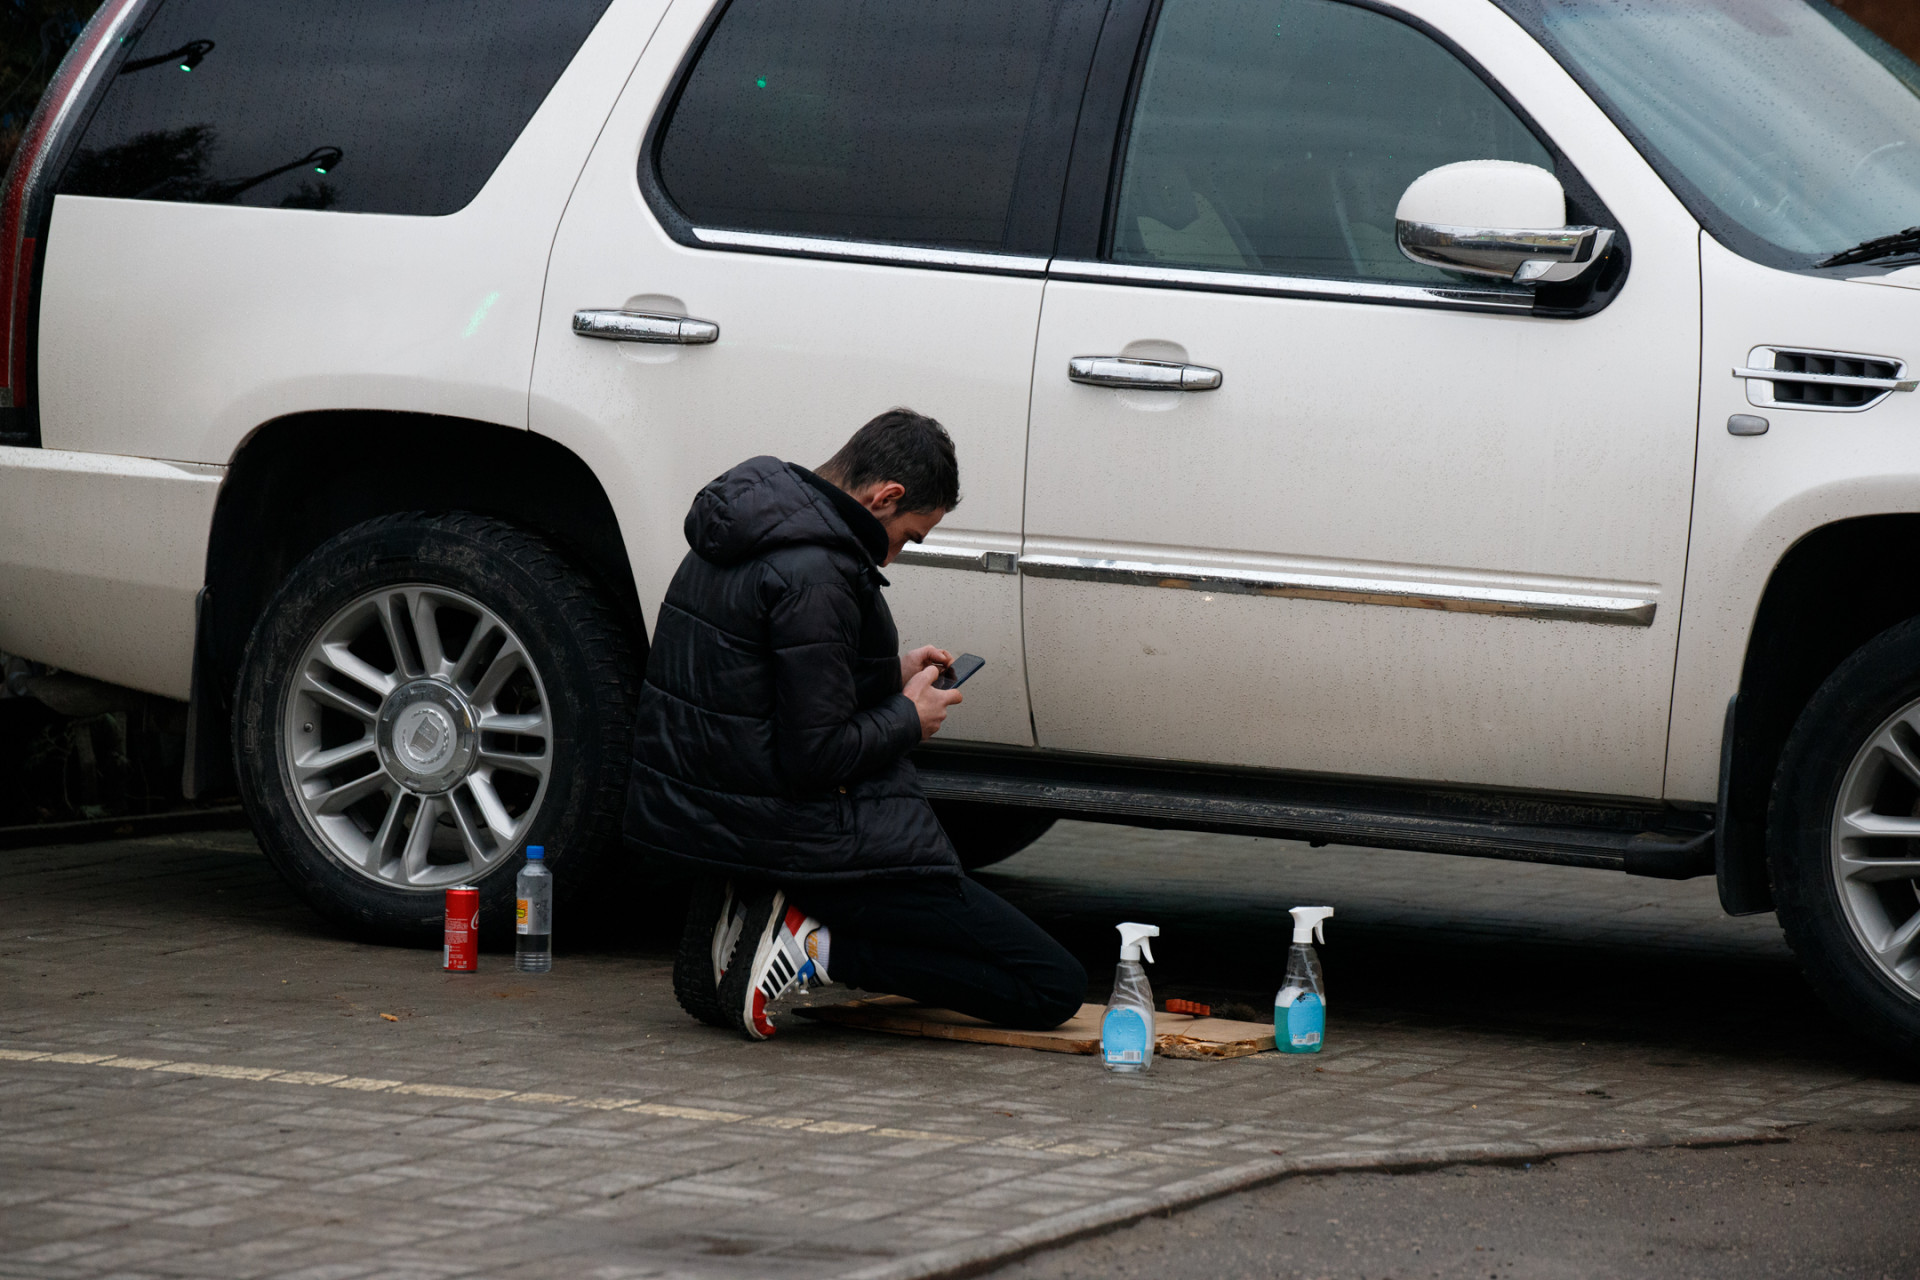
[852, 653, 903, 708]
[769, 573, 922, 789]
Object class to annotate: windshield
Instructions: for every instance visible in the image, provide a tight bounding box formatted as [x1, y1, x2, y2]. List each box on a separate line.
[1497, 0, 1920, 270]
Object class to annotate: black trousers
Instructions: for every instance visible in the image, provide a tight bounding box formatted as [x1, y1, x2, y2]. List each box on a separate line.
[786, 875, 1087, 1031]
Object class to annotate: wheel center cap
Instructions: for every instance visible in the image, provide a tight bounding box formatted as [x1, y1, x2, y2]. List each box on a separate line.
[377, 680, 477, 794]
[397, 704, 455, 770]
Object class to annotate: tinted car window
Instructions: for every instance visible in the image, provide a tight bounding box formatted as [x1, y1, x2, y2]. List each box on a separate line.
[59, 0, 611, 216]
[1112, 0, 1553, 283]
[657, 0, 1063, 252]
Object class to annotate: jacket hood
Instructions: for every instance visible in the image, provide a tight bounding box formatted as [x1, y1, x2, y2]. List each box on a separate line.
[684, 456, 887, 568]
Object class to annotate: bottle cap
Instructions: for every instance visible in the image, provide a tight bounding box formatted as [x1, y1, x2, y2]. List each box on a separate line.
[525, 845, 545, 861]
[1290, 906, 1332, 944]
[1116, 921, 1158, 963]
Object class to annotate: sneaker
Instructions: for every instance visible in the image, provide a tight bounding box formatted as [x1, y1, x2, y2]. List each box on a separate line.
[710, 880, 745, 985]
[672, 877, 745, 1029]
[720, 890, 831, 1040]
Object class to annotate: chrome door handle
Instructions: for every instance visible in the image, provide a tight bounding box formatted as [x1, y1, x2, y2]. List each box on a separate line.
[572, 309, 719, 345]
[1068, 355, 1221, 391]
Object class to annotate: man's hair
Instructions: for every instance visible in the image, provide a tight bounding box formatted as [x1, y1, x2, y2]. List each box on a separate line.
[817, 407, 961, 513]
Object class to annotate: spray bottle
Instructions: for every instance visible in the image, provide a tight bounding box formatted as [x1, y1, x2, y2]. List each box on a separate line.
[1101, 923, 1159, 1073]
[1276, 906, 1333, 1053]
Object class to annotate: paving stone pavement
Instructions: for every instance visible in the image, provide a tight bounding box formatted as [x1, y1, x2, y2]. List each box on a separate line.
[3, 824, 1918, 1280]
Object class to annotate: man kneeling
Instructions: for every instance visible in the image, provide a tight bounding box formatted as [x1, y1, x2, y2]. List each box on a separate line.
[625, 409, 1086, 1039]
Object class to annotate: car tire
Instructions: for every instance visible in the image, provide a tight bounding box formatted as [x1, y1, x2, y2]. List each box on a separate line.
[1770, 615, 1920, 1065]
[233, 512, 637, 944]
[931, 798, 1056, 871]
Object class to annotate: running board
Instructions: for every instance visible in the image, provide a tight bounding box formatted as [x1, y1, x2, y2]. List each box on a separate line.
[914, 746, 1716, 880]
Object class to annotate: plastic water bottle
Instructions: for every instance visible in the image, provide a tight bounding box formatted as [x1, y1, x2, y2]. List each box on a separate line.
[515, 845, 552, 973]
[1101, 922, 1159, 1073]
[1276, 906, 1332, 1052]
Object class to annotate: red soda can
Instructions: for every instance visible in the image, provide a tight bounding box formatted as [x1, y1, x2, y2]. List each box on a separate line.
[444, 885, 479, 972]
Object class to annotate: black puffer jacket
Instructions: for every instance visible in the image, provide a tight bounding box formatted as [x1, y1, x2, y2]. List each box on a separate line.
[624, 456, 959, 882]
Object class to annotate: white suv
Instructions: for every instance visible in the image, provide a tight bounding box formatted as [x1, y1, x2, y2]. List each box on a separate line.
[6, 0, 1920, 1057]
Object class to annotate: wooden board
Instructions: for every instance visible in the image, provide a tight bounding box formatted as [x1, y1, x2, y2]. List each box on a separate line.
[794, 996, 1275, 1059]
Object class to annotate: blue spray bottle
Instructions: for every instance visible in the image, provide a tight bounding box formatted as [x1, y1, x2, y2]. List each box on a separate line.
[1276, 906, 1333, 1053]
[1101, 923, 1159, 1073]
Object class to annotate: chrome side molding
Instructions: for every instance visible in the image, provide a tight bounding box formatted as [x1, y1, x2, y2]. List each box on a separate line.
[1019, 555, 1656, 627]
[572, 309, 719, 345]
[900, 544, 1656, 627]
[892, 545, 1019, 574]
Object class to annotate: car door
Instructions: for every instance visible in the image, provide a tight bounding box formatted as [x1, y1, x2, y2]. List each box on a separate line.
[1021, 0, 1703, 796]
[532, 0, 1104, 747]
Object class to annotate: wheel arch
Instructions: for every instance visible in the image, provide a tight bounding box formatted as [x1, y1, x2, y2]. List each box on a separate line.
[1720, 514, 1920, 914]
[188, 411, 645, 794]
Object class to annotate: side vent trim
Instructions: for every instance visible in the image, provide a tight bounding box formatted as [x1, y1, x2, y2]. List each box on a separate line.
[1734, 346, 1917, 413]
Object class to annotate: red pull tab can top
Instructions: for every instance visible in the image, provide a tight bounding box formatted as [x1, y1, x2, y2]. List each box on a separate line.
[444, 885, 479, 972]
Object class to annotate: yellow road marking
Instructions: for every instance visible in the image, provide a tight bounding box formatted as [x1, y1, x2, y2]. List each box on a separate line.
[872, 1127, 973, 1143]
[390, 1083, 518, 1101]
[1, 1047, 984, 1147]
[627, 1102, 749, 1122]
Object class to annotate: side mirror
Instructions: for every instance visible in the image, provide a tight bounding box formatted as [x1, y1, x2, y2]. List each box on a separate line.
[1395, 160, 1614, 285]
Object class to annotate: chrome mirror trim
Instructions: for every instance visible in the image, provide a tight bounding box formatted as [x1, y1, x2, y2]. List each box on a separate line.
[572, 310, 719, 345]
[1396, 222, 1614, 285]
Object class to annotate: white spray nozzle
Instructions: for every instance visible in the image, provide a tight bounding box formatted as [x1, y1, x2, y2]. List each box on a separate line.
[1290, 906, 1333, 945]
[1116, 922, 1158, 963]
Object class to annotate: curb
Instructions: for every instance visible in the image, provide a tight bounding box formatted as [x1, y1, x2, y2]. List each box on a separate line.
[838, 1123, 1796, 1280]
[0, 806, 249, 851]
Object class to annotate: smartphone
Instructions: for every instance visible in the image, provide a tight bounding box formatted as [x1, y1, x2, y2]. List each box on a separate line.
[933, 653, 985, 690]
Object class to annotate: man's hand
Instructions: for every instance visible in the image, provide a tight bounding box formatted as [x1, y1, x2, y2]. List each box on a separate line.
[900, 645, 954, 688]
[904, 664, 963, 739]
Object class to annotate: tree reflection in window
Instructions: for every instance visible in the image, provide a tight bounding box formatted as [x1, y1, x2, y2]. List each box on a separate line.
[60, 125, 215, 200]
[63, 127, 341, 207]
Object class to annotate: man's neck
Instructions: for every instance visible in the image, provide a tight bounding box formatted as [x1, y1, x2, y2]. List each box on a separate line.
[795, 465, 890, 565]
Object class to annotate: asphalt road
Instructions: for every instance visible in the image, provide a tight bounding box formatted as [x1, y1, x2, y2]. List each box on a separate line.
[993, 1126, 1920, 1280]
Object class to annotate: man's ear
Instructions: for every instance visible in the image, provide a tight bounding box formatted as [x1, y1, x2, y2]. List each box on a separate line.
[857, 481, 908, 518]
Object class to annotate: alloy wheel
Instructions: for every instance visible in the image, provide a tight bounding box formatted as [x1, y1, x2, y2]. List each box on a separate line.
[282, 584, 552, 890]
[1829, 697, 1920, 998]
